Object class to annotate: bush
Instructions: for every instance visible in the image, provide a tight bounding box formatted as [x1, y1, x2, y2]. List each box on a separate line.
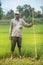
[23, 16, 32, 23]
[0, 20, 10, 25]
[34, 18, 43, 24]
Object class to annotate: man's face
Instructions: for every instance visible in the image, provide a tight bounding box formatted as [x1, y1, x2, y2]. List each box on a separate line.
[15, 14, 20, 19]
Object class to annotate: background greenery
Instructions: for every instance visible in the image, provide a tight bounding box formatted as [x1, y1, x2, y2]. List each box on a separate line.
[0, 20, 43, 59]
[0, 2, 43, 65]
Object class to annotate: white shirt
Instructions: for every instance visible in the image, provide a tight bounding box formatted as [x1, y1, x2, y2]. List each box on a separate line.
[9, 18, 32, 38]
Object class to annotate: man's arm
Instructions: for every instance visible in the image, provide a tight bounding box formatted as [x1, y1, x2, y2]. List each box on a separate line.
[22, 19, 33, 27]
[9, 20, 13, 38]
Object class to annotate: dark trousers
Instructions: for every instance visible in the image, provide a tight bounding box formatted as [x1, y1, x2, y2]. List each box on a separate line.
[11, 37, 22, 52]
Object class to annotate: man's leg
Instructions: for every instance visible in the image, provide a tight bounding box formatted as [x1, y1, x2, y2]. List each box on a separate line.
[18, 47, 21, 58]
[17, 37, 22, 58]
[10, 37, 16, 59]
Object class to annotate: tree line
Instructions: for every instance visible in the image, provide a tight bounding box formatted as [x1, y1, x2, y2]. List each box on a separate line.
[0, 2, 43, 24]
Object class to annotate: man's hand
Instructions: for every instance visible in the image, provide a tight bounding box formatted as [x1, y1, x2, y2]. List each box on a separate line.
[29, 22, 34, 27]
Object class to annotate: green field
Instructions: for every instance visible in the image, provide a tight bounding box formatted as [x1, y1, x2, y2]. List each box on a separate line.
[0, 24, 43, 58]
[0, 23, 43, 65]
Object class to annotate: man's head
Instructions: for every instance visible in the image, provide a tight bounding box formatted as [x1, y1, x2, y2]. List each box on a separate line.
[15, 10, 20, 19]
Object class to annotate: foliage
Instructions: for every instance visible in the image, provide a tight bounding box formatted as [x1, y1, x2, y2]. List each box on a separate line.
[6, 9, 14, 19]
[0, 2, 3, 19]
[0, 58, 43, 65]
[0, 20, 43, 64]
[0, 4, 43, 20]
[0, 21, 43, 59]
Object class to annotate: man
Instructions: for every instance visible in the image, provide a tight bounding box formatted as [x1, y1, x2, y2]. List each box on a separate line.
[9, 10, 33, 59]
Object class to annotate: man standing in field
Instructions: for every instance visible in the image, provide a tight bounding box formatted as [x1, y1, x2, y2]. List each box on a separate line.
[9, 10, 33, 59]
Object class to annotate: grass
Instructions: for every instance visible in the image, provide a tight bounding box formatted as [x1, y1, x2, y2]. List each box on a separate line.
[0, 23, 43, 65]
[0, 58, 43, 65]
[0, 24, 43, 58]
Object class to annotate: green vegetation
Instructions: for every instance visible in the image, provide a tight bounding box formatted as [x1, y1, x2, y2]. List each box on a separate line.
[0, 1, 43, 65]
[0, 23, 43, 58]
[0, 3, 43, 20]
[0, 20, 43, 65]
[0, 58, 43, 65]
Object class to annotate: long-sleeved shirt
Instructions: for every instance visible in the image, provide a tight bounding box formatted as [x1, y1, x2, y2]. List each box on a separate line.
[9, 18, 33, 38]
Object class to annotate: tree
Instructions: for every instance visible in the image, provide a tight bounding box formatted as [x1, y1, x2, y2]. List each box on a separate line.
[17, 5, 23, 17]
[41, 6, 43, 14]
[17, 4, 32, 18]
[0, 1, 3, 19]
[23, 4, 32, 18]
[6, 9, 14, 19]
